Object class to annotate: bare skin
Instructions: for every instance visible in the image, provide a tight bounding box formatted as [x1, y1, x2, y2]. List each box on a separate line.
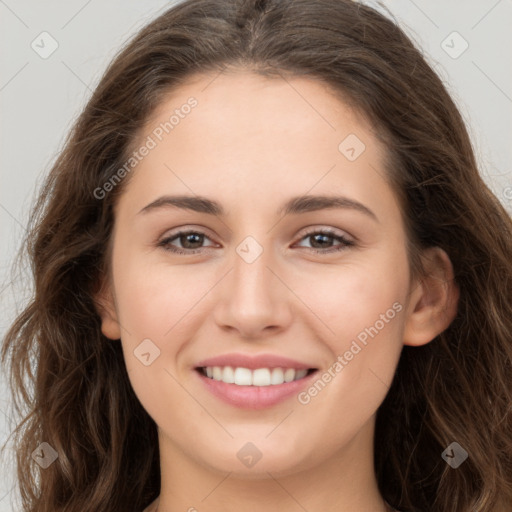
[95, 70, 459, 512]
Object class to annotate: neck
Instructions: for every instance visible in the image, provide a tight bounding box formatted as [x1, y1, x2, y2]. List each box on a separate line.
[152, 417, 392, 512]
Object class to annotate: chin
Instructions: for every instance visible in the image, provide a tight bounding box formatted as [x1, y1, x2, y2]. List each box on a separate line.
[200, 446, 312, 479]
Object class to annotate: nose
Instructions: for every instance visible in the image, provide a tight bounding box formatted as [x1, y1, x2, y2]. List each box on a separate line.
[213, 241, 293, 340]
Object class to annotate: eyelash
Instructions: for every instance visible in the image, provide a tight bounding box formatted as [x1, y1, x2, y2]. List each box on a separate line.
[157, 228, 355, 255]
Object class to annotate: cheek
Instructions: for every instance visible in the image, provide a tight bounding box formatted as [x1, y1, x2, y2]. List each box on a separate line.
[111, 248, 224, 405]
[111, 248, 200, 341]
[295, 272, 405, 446]
[294, 251, 408, 344]
[110, 249, 196, 418]
[294, 246, 408, 405]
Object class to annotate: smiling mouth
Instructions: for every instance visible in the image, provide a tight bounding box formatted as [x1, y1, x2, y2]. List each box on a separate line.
[196, 366, 317, 386]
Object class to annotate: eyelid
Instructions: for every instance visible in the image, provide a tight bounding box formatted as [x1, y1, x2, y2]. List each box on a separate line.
[298, 225, 354, 241]
[157, 224, 355, 255]
[159, 225, 217, 242]
[158, 225, 353, 244]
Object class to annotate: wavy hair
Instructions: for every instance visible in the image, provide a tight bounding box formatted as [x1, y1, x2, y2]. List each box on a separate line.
[2, 0, 511, 511]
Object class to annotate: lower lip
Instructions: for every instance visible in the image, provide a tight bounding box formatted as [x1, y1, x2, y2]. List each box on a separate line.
[195, 370, 317, 409]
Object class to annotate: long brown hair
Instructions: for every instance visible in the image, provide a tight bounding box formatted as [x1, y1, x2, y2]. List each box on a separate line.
[2, 1, 511, 511]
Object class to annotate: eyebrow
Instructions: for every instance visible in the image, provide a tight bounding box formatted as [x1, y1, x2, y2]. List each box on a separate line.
[137, 194, 379, 222]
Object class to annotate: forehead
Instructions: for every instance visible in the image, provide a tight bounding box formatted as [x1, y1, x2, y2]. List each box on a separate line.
[117, 70, 398, 224]
[145, 69, 376, 143]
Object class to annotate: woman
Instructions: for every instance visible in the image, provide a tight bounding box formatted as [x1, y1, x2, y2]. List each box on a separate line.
[2, 1, 511, 511]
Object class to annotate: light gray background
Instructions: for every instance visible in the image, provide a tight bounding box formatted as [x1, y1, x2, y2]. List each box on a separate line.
[1, 1, 511, 510]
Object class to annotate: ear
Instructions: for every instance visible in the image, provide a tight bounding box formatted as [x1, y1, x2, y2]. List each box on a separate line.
[93, 273, 122, 340]
[403, 246, 459, 347]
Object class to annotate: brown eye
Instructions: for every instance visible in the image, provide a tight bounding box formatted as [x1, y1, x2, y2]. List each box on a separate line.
[157, 227, 354, 256]
[295, 229, 354, 254]
[157, 230, 215, 254]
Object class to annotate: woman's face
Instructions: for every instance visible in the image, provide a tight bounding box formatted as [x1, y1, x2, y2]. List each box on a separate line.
[98, 70, 421, 477]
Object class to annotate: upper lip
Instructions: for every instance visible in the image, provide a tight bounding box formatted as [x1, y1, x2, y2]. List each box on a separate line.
[195, 353, 316, 370]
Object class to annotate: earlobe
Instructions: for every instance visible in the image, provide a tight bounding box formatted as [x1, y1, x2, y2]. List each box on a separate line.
[403, 247, 459, 347]
[93, 276, 122, 340]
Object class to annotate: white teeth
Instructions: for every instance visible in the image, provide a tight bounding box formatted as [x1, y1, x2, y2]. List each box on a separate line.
[234, 367, 252, 385]
[284, 368, 295, 383]
[252, 368, 271, 386]
[270, 367, 284, 385]
[222, 366, 235, 384]
[202, 366, 311, 386]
